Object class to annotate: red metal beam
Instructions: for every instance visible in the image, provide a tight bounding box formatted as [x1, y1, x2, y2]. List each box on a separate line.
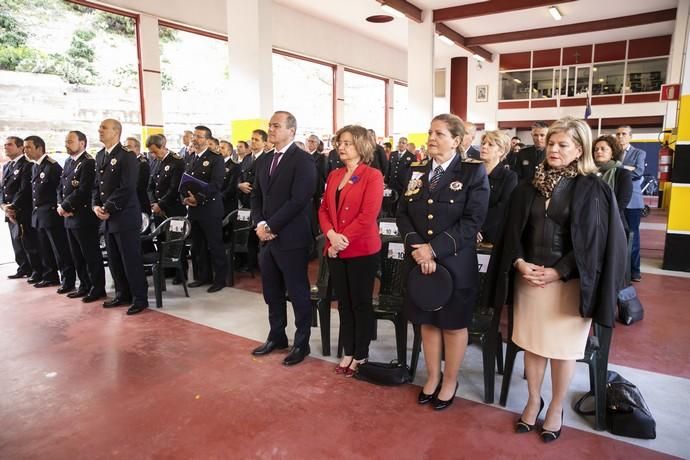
[465, 8, 677, 46]
[375, 0, 423, 23]
[435, 23, 493, 63]
[434, 0, 575, 22]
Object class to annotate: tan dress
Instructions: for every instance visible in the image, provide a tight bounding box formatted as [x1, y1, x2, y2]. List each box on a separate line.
[513, 269, 591, 360]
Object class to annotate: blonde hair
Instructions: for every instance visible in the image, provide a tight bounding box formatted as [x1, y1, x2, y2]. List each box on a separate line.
[546, 117, 597, 175]
[481, 130, 511, 160]
[334, 125, 374, 164]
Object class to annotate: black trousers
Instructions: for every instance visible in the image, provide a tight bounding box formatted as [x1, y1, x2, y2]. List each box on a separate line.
[66, 226, 105, 295]
[260, 243, 312, 348]
[8, 220, 41, 275]
[106, 228, 148, 307]
[328, 253, 378, 360]
[36, 225, 75, 286]
[190, 217, 227, 285]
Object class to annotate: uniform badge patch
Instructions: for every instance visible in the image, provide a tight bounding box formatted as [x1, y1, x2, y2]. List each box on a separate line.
[203, 161, 210, 167]
[13, 169, 19, 175]
[71, 180, 79, 187]
[522, 160, 529, 166]
[449, 181, 463, 191]
[111, 159, 117, 166]
[40, 172, 45, 179]
[164, 165, 170, 172]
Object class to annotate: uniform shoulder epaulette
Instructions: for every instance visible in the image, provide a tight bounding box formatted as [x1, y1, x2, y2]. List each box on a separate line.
[84, 153, 94, 160]
[172, 152, 182, 160]
[410, 159, 429, 167]
[122, 145, 130, 152]
[462, 158, 482, 164]
[46, 156, 57, 163]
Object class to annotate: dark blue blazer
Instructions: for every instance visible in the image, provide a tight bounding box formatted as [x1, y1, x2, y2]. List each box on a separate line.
[250, 143, 316, 250]
[1, 155, 33, 224]
[59, 153, 99, 229]
[184, 148, 224, 221]
[92, 143, 141, 233]
[31, 157, 63, 229]
[397, 155, 489, 289]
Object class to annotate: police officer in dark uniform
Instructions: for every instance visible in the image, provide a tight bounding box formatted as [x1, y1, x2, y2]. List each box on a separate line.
[183, 125, 227, 293]
[58, 131, 106, 302]
[24, 135, 76, 292]
[396, 114, 489, 410]
[219, 140, 240, 216]
[146, 134, 186, 222]
[514, 121, 548, 183]
[93, 119, 149, 315]
[385, 137, 416, 215]
[1, 136, 42, 281]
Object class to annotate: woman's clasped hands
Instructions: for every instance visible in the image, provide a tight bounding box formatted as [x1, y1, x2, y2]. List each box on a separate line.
[514, 259, 560, 287]
[411, 243, 436, 275]
[327, 230, 349, 258]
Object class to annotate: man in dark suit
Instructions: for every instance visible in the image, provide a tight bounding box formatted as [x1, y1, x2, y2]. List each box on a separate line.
[58, 131, 106, 302]
[386, 137, 415, 214]
[306, 134, 327, 238]
[251, 111, 316, 366]
[513, 121, 548, 182]
[24, 135, 76, 292]
[183, 125, 227, 293]
[93, 119, 148, 315]
[126, 136, 152, 218]
[1, 136, 41, 280]
[220, 140, 240, 216]
[462, 121, 481, 160]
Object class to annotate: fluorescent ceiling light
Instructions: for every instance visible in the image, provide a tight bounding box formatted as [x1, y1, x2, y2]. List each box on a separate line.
[513, 78, 522, 84]
[548, 6, 562, 21]
[593, 67, 598, 72]
[437, 34, 454, 46]
[381, 4, 405, 18]
[473, 54, 486, 62]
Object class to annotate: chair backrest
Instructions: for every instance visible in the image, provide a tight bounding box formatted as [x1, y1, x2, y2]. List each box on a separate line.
[157, 216, 191, 265]
[233, 209, 253, 253]
[378, 237, 406, 303]
[222, 209, 238, 245]
[313, 234, 329, 296]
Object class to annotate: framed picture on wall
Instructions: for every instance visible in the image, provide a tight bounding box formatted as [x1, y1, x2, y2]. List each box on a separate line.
[476, 84, 488, 102]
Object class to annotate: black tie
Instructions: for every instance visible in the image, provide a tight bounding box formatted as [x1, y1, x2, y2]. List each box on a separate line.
[430, 165, 444, 191]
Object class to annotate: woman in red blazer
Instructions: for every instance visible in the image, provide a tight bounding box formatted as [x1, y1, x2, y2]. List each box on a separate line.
[319, 125, 384, 376]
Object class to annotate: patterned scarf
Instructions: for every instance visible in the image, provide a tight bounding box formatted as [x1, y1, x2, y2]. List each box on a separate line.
[532, 160, 579, 199]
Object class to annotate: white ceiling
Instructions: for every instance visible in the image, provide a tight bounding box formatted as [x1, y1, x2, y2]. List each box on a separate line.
[274, 0, 679, 59]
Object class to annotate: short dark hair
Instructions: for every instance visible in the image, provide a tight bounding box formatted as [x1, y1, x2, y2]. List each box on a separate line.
[594, 135, 623, 161]
[24, 135, 45, 152]
[69, 130, 88, 147]
[383, 142, 392, 149]
[237, 140, 249, 149]
[7, 136, 23, 147]
[194, 125, 212, 138]
[252, 129, 268, 142]
[511, 136, 521, 142]
[220, 140, 232, 148]
[532, 121, 549, 130]
[209, 137, 219, 145]
[146, 134, 166, 148]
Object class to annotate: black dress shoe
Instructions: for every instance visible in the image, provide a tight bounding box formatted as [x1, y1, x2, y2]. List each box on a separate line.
[540, 410, 564, 443]
[418, 373, 443, 405]
[283, 345, 310, 366]
[103, 298, 132, 308]
[83, 293, 106, 303]
[516, 397, 545, 433]
[251, 340, 288, 356]
[27, 275, 41, 284]
[188, 280, 209, 288]
[433, 382, 459, 411]
[35, 280, 60, 288]
[67, 289, 89, 299]
[207, 284, 225, 293]
[56, 285, 75, 294]
[7, 272, 30, 279]
[126, 304, 149, 315]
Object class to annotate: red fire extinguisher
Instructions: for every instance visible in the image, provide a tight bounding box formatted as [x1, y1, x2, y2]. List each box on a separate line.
[658, 145, 673, 182]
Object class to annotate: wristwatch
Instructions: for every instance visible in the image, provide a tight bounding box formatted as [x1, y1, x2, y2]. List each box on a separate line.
[263, 223, 271, 233]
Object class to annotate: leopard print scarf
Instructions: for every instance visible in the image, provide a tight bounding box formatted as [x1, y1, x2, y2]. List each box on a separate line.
[532, 160, 579, 198]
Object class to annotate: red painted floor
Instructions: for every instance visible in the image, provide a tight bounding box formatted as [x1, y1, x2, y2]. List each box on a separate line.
[0, 276, 673, 459]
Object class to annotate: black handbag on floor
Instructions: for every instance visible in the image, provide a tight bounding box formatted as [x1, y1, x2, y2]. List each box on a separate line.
[617, 285, 644, 325]
[574, 371, 656, 439]
[353, 360, 411, 386]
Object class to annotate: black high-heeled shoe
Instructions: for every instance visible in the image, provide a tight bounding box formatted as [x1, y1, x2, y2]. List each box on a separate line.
[515, 397, 545, 433]
[433, 381, 458, 411]
[540, 410, 564, 443]
[418, 373, 443, 405]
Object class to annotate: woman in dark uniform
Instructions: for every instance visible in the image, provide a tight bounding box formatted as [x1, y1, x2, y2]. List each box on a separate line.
[478, 130, 517, 244]
[397, 113, 489, 410]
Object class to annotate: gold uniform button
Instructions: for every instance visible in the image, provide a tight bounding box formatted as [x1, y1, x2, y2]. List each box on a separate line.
[427, 229, 433, 235]
[427, 199, 433, 204]
[428, 214, 433, 220]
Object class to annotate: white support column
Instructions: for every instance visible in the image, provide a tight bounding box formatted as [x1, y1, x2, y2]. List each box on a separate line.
[407, 10, 434, 147]
[227, 0, 273, 141]
[137, 14, 164, 140]
[386, 77, 395, 139]
[334, 64, 345, 133]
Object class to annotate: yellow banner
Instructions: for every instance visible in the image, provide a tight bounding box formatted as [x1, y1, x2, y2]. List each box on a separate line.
[231, 119, 268, 144]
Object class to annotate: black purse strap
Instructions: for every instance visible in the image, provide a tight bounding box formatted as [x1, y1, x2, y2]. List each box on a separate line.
[574, 391, 596, 416]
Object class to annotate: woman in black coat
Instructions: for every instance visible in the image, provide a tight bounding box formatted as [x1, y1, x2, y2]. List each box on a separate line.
[486, 117, 626, 442]
[593, 135, 633, 233]
[478, 130, 517, 244]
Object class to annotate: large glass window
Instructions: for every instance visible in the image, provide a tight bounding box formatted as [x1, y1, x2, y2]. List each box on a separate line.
[272, 52, 334, 140]
[500, 70, 530, 100]
[591, 62, 625, 95]
[159, 25, 230, 150]
[531, 68, 555, 99]
[393, 82, 408, 138]
[343, 70, 385, 135]
[626, 58, 667, 93]
[0, 1, 141, 154]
